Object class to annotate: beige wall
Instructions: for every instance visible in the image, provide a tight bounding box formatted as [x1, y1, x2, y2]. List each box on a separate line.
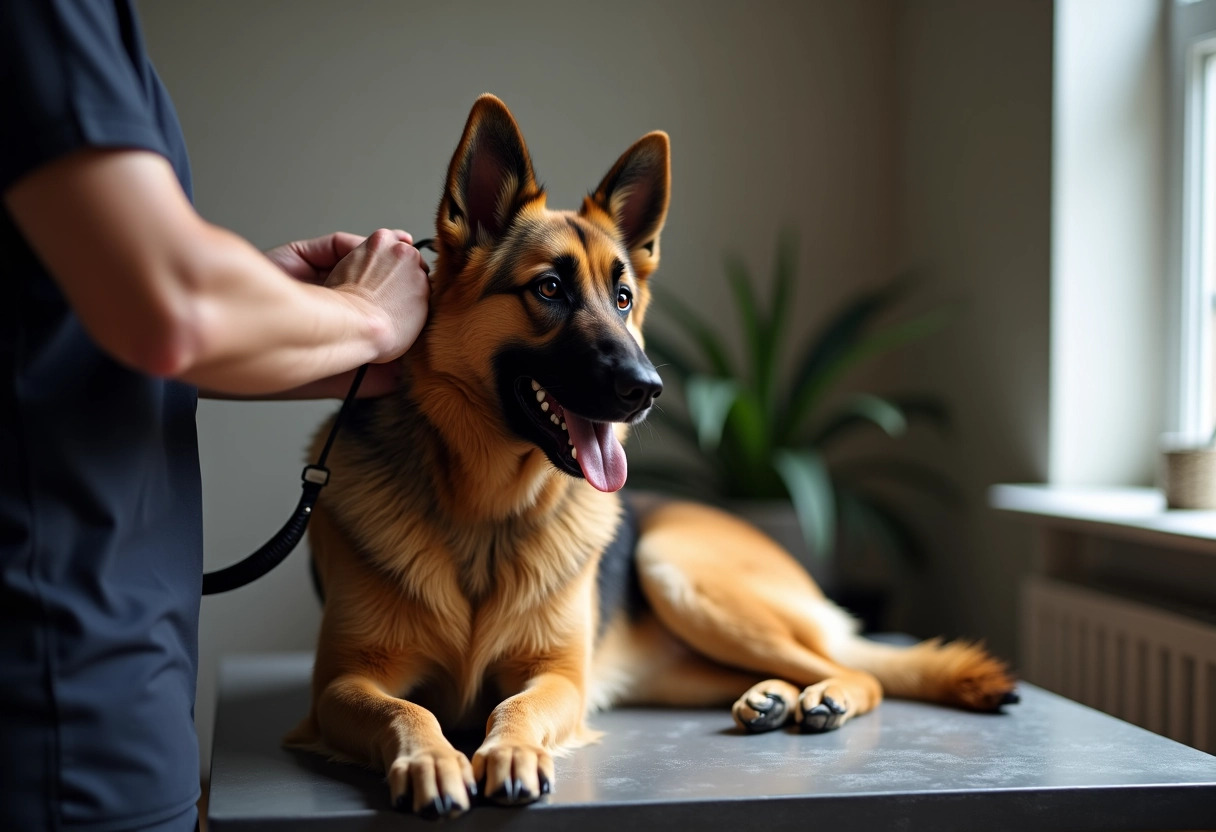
[889, 1, 1054, 652]
[1052, 0, 1165, 485]
[138, 0, 902, 773]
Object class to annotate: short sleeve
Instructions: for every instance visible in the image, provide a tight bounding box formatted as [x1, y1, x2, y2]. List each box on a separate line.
[0, 0, 170, 194]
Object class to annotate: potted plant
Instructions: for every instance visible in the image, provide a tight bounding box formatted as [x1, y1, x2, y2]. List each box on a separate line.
[629, 231, 959, 629]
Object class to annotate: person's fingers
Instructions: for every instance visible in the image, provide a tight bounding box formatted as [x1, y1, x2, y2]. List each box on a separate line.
[296, 232, 363, 271]
[327, 231, 366, 262]
[264, 233, 358, 283]
[282, 230, 420, 277]
[263, 248, 302, 278]
[327, 227, 431, 362]
[364, 227, 402, 252]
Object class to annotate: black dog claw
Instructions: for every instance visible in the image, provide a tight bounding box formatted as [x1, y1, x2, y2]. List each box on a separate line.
[539, 772, 552, 795]
[820, 695, 847, 715]
[741, 691, 787, 732]
[418, 797, 444, 821]
[489, 776, 538, 805]
[752, 692, 779, 713]
[490, 781, 515, 805]
[1000, 690, 1021, 706]
[800, 704, 832, 733]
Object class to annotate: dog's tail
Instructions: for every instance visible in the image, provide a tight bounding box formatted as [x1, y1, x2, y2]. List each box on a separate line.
[830, 634, 1018, 711]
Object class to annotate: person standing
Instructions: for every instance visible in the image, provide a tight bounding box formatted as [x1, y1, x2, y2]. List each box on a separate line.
[0, 3, 429, 829]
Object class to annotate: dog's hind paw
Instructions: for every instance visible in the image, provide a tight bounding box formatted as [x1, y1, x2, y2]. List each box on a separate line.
[731, 679, 800, 733]
[796, 681, 853, 733]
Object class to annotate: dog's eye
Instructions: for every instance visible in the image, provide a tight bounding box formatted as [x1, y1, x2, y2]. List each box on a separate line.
[534, 275, 563, 301]
[617, 285, 633, 312]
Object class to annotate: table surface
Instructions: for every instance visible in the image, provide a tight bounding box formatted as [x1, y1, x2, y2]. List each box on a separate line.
[208, 652, 1216, 831]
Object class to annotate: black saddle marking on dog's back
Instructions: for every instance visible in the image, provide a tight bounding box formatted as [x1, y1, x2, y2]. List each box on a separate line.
[595, 498, 643, 640]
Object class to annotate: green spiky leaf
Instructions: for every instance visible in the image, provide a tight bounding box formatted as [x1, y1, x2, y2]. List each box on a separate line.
[763, 229, 797, 406]
[651, 285, 733, 377]
[686, 376, 740, 452]
[724, 388, 769, 472]
[783, 303, 950, 441]
[726, 253, 764, 388]
[810, 393, 909, 449]
[773, 449, 835, 560]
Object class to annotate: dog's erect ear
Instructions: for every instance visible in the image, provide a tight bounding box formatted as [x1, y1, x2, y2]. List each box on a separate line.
[581, 132, 670, 280]
[437, 94, 543, 260]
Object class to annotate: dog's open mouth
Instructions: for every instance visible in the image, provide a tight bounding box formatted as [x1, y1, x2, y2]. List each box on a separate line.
[516, 378, 627, 493]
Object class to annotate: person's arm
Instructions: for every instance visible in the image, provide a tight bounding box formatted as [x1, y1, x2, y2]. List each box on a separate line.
[194, 232, 418, 400]
[4, 148, 430, 396]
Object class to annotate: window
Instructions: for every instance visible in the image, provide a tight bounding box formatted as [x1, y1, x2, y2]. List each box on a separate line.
[1173, 0, 1216, 439]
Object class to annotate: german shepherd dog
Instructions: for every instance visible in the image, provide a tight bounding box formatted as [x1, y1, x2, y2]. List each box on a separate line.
[284, 94, 1017, 819]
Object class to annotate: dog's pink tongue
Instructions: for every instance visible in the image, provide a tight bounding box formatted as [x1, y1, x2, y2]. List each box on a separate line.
[564, 412, 627, 492]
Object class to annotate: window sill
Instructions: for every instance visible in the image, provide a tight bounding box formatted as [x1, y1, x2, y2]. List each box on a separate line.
[989, 483, 1216, 555]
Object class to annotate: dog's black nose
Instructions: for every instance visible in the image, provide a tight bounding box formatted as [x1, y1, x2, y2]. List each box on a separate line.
[615, 363, 663, 415]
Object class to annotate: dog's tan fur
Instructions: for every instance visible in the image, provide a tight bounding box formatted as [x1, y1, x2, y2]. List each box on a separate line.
[285, 95, 1016, 819]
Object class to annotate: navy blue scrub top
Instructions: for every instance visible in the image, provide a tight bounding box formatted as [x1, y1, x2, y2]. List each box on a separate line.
[1, 2, 203, 830]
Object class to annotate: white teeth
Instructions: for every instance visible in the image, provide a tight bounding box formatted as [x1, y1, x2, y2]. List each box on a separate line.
[560, 422, 567, 431]
[541, 401, 549, 412]
[531, 379, 540, 391]
[551, 414, 560, 425]
[536, 390, 546, 403]
[571, 447, 578, 459]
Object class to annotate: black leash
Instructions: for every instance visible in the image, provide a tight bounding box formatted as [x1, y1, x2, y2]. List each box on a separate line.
[201, 238, 433, 595]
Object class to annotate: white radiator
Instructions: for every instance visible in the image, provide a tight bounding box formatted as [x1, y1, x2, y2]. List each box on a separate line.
[1022, 575, 1216, 753]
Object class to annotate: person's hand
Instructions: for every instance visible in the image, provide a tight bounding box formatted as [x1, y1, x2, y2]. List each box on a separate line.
[264, 230, 406, 285]
[252, 229, 428, 398]
[324, 228, 432, 364]
[269, 228, 432, 366]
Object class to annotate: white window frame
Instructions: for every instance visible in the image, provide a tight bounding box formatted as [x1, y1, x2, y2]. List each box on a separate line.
[1170, 0, 1216, 439]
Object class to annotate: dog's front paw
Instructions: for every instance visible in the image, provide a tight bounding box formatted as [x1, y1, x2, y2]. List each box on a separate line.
[796, 681, 853, 733]
[472, 740, 554, 806]
[387, 746, 477, 820]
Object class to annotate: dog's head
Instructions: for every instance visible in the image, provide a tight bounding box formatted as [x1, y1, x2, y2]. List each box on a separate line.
[417, 95, 668, 494]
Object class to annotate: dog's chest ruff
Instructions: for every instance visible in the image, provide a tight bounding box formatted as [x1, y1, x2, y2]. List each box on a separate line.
[361, 496, 640, 713]
[324, 398, 642, 713]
